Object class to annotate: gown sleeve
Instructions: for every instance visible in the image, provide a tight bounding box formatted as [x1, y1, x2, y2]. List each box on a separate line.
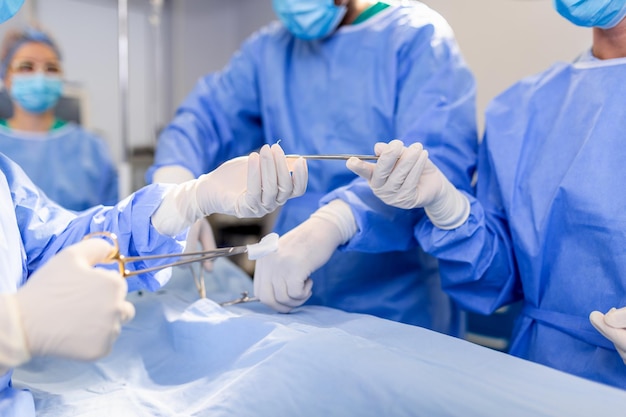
[3, 155, 185, 292]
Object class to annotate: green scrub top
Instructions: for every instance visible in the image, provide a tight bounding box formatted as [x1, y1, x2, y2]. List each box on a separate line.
[353, 2, 391, 25]
[0, 118, 68, 131]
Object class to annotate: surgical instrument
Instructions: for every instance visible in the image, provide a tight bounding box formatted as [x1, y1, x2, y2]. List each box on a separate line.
[285, 154, 379, 161]
[189, 262, 207, 299]
[83, 231, 279, 278]
[220, 291, 259, 307]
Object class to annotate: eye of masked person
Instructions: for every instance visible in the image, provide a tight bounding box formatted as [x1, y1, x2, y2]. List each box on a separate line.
[11, 59, 61, 75]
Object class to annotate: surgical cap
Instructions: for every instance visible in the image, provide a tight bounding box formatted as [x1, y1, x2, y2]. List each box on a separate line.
[0, 27, 61, 79]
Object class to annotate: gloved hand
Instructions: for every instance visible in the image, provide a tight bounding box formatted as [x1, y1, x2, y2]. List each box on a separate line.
[151, 144, 308, 236]
[198, 143, 307, 218]
[185, 218, 217, 271]
[346, 139, 470, 230]
[590, 307, 626, 364]
[254, 199, 357, 313]
[151, 165, 195, 185]
[14, 239, 135, 362]
[151, 166, 218, 271]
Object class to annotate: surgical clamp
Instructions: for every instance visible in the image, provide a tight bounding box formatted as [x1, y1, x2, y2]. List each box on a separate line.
[84, 231, 250, 278]
[84, 231, 275, 301]
[219, 291, 259, 307]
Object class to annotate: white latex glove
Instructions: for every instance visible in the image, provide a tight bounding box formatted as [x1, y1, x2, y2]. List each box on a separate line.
[254, 199, 357, 313]
[346, 139, 470, 230]
[184, 218, 217, 271]
[590, 307, 626, 364]
[9, 239, 134, 363]
[151, 165, 195, 185]
[151, 144, 308, 236]
[151, 166, 218, 271]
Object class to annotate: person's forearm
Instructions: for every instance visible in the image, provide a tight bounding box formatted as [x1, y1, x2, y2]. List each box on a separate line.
[416, 196, 520, 315]
[25, 184, 185, 292]
[321, 180, 422, 253]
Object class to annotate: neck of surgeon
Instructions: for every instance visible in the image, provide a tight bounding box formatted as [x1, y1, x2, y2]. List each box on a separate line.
[9, 105, 55, 132]
[593, 17, 626, 59]
[340, 0, 375, 26]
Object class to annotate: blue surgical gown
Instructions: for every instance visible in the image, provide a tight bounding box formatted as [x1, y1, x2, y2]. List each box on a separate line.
[147, 4, 477, 332]
[0, 122, 118, 211]
[345, 54, 626, 388]
[0, 153, 184, 416]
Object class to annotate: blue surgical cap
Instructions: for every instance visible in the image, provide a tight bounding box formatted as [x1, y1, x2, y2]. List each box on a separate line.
[0, 27, 61, 79]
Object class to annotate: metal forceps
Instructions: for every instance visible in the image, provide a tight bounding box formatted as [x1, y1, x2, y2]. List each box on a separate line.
[85, 231, 249, 277]
[220, 291, 258, 306]
[84, 231, 264, 305]
[84, 231, 248, 298]
[285, 154, 379, 161]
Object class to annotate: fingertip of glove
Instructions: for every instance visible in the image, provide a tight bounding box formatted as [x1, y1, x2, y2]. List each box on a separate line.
[346, 156, 358, 168]
[373, 142, 388, 156]
[388, 139, 405, 151]
[589, 311, 605, 332]
[604, 308, 626, 328]
[249, 152, 259, 160]
[589, 310, 603, 321]
[121, 301, 136, 324]
[292, 157, 307, 174]
[270, 143, 286, 156]
[346, 158, 372, 179]
[347, 156, 364, 169]
[260, 299, 293, 314]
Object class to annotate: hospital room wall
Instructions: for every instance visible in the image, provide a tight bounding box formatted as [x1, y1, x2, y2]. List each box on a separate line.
[421, 0, 590, 134]
[169, 0, 276, 108]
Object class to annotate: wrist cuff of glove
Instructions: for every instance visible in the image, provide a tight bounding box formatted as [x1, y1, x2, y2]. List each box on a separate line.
[151, 180, 204, 236]
[152, 166, 195, 184]
[310, 199, 358, 245]
[0, 294, 31, 371]
[425, 184, 470, 230]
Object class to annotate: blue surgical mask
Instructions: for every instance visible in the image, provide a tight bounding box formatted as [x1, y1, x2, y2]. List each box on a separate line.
[10, 73, 63, 113]
[553, 0, 626, 29]
[0, 0, 24, 24]
[273, 0, 348, 40]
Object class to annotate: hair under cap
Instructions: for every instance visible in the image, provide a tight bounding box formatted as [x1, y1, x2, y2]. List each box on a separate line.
[0, 26, 61, 79]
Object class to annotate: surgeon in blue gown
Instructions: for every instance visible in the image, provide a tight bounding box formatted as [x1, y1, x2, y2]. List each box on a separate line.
[148, 0, 477, 333]
[339, 0, 626, 389]
[0, 27, 117, 211]
[0, 137, 306, 416]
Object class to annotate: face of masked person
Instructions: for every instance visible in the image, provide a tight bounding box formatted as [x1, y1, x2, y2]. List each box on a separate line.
[0, 0, 25, 24]
[273, 0, 348, 40]
[553, 0, 626, 29]
[5, 42, 63, 114]
[10, 73, 63, 113]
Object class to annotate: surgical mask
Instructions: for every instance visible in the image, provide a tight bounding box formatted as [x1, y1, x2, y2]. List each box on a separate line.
[10, 73, 63, 113]
[273, 0, 348, 40]
[553, 0, 626, 29]
[0, 0, 24, 24]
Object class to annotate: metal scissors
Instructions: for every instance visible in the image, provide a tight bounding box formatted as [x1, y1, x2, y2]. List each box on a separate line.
[285, 154, 379, 161]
